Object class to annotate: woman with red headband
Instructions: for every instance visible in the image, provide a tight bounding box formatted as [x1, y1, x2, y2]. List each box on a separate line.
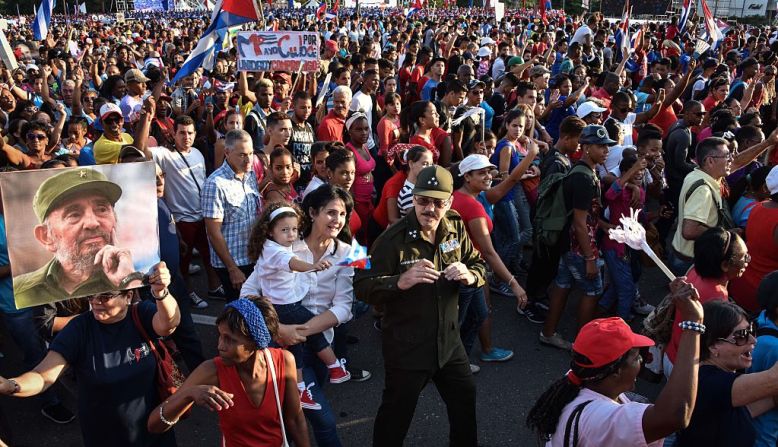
[526, 278, 703, 446]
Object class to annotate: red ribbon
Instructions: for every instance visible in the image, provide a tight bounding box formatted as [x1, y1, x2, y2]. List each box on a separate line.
[566, 369, 583, 386]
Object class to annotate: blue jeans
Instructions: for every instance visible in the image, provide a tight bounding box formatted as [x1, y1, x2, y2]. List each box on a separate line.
[554, 252, 604, 296]
[492, 200, 522, 275]
[301, 347, 343, 447]
[2, 309, 59, 407]
[668, 247, 694, 277]
[599, 249, 637, 319]
[275, 301, 330, 370]
[512, 184, 533, 250]
[457, 286, 488, 355]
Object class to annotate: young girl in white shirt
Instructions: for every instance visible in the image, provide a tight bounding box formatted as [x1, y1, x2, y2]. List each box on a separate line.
[246, 202, 351, 410]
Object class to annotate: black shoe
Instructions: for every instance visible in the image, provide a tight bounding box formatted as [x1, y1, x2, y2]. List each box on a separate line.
[534, 297, 550, 311]
[346, 335, 360, 344]
[516, 303, 546, 324]
[41, 403, 75, 424]
[347, 367, 372, 382]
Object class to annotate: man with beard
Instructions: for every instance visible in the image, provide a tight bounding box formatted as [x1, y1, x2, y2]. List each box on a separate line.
[14, 168, 143, 308]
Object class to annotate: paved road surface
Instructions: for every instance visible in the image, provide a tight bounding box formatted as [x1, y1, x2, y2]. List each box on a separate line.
[0, 254, 668, 446]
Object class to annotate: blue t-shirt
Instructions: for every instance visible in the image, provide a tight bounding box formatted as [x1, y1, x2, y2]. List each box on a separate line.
[50, 300, 176, 447]
[544, 92, 575, 143]
[420, 79, 439, 101]
[732, 196, 758, 228]
[678, 365, 755, 447]
[0, 216, 17, 315]
[750, 311, 778, 447]
[480, 100, 494, 130]
[158, 199, 180, 274]
[490, 139, 520, 203]
[77, 143, 96, 166]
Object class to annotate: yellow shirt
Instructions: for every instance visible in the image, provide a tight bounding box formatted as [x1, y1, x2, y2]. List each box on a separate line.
[93, 133, 134, 164]
[672, 168, 722, 258]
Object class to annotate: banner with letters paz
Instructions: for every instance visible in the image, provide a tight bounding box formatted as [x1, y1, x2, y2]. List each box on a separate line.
[236, 31, 320, 73]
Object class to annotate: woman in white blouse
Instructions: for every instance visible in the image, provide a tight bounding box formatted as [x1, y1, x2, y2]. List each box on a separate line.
[241, 184, 356, 446]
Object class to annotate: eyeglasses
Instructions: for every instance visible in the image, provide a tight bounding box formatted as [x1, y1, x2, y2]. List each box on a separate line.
[26, 133, 47, 141]
[87, 291, 126, 304]
[414, 196, 450, 209]
[83, 97, 95, 103]
[718, 325, 756, 346]
[24, 106, 38, 113]
[709, 152, 733, 161]
[103, 116, 122, 124]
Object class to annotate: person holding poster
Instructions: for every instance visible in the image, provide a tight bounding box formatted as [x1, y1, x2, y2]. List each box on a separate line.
[354, 165, 486, 447]
[13, 168, 145, 308]
[0, 262, 180, 447]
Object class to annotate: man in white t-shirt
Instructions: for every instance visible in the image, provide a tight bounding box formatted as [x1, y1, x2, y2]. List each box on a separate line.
[350, 69, 380, 152]
[120, 69, 149, 125]
[145, 115, 223, 307]
[571, 15, 597, 46]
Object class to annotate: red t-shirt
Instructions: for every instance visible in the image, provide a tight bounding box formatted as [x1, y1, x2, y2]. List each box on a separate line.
[730, 203, 778, 313]
[450, 190, 492, 252]
[666, 267, 728, 363]
[372, 171, 407, 229]
[649, 104, 679, 137]
[349, 208, 361, 236]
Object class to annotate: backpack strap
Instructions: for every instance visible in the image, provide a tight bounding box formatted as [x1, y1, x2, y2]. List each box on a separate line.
[563, 400, 594, 447]
[683, 178, 708, 204]
[683, 178, 733, 229]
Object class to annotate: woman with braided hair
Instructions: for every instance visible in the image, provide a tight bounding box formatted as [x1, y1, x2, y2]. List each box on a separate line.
[147, 296, 310, 447]
[526, 278, 703, 447]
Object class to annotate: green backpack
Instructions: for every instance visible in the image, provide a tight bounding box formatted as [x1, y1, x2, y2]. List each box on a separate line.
[533, 163, 595, 248]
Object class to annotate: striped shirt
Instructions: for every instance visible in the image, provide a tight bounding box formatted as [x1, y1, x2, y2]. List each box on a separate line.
[201, 161, 261, 268]
[397, 180, 414, 216]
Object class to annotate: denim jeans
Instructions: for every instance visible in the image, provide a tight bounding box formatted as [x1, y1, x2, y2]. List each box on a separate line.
[457, 286, 488, 355]
[667, 248, 694, 278]
[512, 184, 534, 250]
[301, 348, 343, 447]
[599, 249, 636, 319]
[274, 301, 330, 368]
[492, 200, 522, 275]
[1, 309, 59, 407]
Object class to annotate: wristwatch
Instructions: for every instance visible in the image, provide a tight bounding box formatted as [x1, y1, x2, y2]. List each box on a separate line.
[152, 288, 170, 301]
[118, 271, 145, 290]
[7, 378, 19, 394]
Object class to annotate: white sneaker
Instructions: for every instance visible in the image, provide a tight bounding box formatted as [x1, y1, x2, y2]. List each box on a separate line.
[188, 264, 202, 275]
[632, 295, 655, 316]
[469, 364, 481, 374]
[539, 332, 572, 351]
[189, 292, 208, 309]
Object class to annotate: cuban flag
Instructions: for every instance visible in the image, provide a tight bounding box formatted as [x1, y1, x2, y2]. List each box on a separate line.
[701, 0, 724, 46]
[171, 0, 258, 85]
[33, 0, 55, 41]
[678, 0, 692, 36]
[316, 1, 326, 19]
[332, 0, 339, 13]
[337, 240, 371, 269]
[407, 0, 422, 18]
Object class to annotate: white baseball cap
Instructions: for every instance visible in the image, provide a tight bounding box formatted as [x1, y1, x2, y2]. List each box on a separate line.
[100, 103, 123, 121]
[458, 154, 496, 176]
[477, 47, 492, 58]
[577, 101, 607, 119]
[767, 165, 778, 195]
[480, 37, 496, 46]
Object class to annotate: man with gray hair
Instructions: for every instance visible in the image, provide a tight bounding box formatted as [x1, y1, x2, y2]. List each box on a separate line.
[202, 129, 260, 301]
[317, 85, 351, 143]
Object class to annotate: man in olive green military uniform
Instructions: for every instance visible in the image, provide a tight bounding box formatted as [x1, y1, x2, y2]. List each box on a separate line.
[354, 165, 486, 447]
[13, 168, 144, 308]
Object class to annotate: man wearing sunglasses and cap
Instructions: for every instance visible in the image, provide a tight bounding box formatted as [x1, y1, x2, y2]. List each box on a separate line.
[355, 165, 487, 447]
[14, 168, 144, 308]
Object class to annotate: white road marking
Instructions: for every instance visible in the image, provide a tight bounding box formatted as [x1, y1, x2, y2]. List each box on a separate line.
[191, 313, 217, 326]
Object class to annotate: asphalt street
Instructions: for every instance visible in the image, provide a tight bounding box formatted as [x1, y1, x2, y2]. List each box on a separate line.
[0, 253, 668, 447]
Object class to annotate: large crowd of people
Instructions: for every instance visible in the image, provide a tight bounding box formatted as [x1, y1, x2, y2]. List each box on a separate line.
[0, 5, 777, 446]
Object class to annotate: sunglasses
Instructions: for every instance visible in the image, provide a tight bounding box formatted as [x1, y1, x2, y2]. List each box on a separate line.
[718, 325, 755, 346]
[88, 291, 126, 304]
[414, 196, 450, 209]
[26, 133, 47, 141]
[103, 116, 122, 124]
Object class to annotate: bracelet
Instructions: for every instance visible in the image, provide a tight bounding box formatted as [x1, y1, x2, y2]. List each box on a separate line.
[7, 378, 19, 395]
[584, 255, 597, 262]
[152, 288, 170, 301]
[508, 277, 517, 287]
[159, 401, 179, 426]
[678, 320, 706, 334]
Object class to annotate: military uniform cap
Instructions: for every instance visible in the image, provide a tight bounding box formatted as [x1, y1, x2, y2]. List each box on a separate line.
[32, 168, 123, 223]
[412, 166, 453, 200]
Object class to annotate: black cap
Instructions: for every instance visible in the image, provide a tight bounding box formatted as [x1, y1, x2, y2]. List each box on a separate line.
[579, 125, 617, 146]
[467, 79, 485, 91]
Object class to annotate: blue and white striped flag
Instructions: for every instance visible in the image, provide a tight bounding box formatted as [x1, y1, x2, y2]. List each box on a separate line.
[33, 0, 56, 41]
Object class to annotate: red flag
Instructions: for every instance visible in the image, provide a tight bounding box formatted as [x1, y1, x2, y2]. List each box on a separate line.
[316, 2, 326, 19]
[333, 0, 339, 13]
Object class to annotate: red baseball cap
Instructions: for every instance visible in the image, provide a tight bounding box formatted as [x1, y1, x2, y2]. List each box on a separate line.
[325, 40, 338, 53]
[572, 317, 654, 369]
